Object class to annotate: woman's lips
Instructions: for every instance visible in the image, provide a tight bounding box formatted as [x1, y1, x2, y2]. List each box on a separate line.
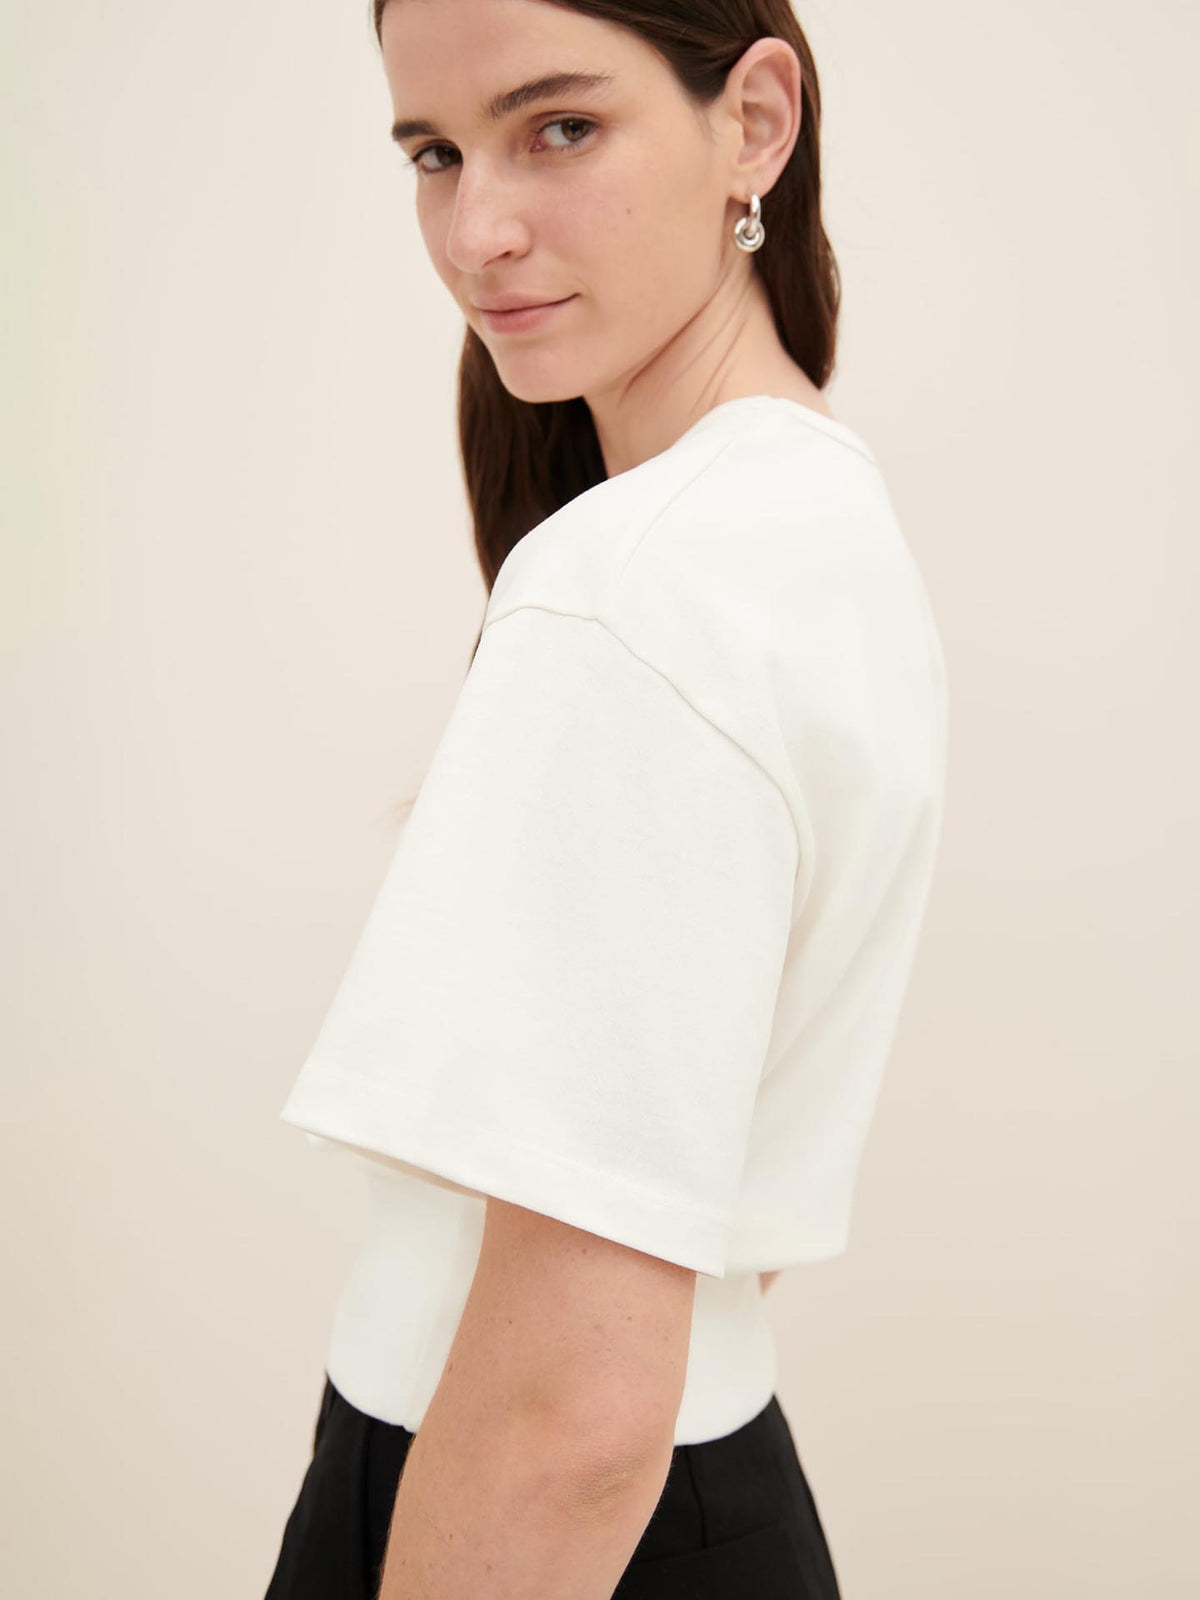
[480, 295, 578, 334]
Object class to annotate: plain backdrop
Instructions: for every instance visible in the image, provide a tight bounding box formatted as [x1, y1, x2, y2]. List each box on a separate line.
[3, 1, 1197, 1595]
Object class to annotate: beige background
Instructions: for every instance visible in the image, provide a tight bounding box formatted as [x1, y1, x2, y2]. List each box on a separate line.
[4, 1, 1197, 1595]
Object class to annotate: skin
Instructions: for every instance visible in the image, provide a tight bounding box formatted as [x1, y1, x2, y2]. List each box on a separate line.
[382, 0, 836, 480]
[373, 5, 796, 1592]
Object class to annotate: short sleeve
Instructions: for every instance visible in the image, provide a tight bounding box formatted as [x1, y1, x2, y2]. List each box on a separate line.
[278, 605, 799, 1277]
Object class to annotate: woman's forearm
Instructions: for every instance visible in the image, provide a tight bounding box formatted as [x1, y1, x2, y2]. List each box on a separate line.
[377, 1386, 672, 1599]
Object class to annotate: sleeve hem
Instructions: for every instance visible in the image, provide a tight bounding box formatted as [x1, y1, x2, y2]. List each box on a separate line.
[279, 1064, 733, 1279]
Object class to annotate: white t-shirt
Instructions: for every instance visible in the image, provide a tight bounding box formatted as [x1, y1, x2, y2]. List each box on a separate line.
[279, 394, 948, 1444]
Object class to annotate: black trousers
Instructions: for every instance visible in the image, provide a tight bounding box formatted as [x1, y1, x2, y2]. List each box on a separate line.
[265, 1371, 842, 1598]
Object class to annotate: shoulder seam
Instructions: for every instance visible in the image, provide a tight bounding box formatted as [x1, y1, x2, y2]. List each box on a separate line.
[480, 602, 802, 864]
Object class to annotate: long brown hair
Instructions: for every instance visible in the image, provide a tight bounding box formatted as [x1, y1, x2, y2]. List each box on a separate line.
[371, 0, 839, 823]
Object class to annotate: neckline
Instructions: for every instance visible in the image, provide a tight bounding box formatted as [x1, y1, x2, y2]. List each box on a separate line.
[671, 393, 877, 465]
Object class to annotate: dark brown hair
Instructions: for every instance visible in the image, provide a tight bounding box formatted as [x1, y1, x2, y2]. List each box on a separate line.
[372, 0, 839, 823]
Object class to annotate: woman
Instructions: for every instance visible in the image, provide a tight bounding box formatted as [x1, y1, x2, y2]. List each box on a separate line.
[267, 1, 948, 1595]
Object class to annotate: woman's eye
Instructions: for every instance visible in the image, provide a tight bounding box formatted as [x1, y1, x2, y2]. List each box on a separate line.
[407, 116, 596, 176]
[539, 116, 595, 151]
[407, 144, 454, 176]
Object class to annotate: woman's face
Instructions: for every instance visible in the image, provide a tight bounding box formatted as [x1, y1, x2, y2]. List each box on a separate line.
[378, 0, 741, 409]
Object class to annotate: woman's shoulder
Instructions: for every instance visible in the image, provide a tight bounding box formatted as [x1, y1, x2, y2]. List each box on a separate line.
[484, 398, 897, 636]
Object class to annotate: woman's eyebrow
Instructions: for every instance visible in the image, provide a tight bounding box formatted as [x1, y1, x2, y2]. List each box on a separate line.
[390, 70, 616, 143]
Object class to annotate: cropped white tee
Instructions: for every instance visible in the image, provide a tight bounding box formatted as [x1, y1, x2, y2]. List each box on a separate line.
[279, 394, 949, 1445]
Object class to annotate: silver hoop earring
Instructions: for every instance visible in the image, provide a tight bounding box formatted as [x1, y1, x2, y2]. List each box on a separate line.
[733, 191, 765, 253]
